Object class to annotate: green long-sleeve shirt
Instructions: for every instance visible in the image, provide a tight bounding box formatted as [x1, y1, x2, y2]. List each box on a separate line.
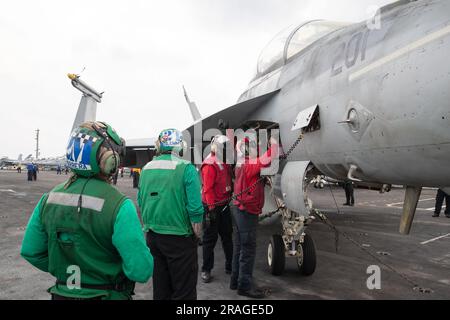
[21, 196, 153, 287]
[137, 154, 204, 227]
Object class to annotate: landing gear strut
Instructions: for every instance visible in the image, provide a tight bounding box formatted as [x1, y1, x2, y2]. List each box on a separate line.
[265, 163, 317, 276]
[267, 221, 317, 276]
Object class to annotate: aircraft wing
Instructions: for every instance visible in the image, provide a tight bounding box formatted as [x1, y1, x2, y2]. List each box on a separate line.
[123, 89, 280, 168]
[184, 89, 280, 137]
[66, 74, 279, 168]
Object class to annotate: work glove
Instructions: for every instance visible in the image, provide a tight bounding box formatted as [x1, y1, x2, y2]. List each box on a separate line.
[204, 211, 211, 229]
[205, 206, 220, 228]
[191, 222, 202, 240]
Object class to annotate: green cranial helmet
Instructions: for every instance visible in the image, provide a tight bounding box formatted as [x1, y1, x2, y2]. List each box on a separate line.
[156, 128, 185, 154]
[66, 121, 125, 177]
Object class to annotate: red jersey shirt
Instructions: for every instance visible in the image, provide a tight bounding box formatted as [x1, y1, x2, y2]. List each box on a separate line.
[233, 143, 278, 215]
[201, 153, 232, 210]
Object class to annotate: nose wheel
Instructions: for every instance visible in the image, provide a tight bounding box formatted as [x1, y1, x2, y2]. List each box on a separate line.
[296, 233, 316, 275]
[267, 233, 316, 276]
[268, 234, 285, 275]
[265, 164, 317, 277]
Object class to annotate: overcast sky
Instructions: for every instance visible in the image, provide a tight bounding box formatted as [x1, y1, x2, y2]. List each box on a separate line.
[0, 0, 393, 159]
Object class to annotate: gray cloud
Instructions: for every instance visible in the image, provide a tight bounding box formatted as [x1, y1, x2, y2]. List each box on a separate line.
[0, 0, 392, 158]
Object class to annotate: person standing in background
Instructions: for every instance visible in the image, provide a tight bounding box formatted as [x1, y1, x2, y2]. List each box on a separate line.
[433, 188, 450, 218]
[200, 135, 233, 283]
[231, 136, 278, 299]
[139, 128, 203, 300]
[21, 121, 153, 300]
[343, 178, 355, 206]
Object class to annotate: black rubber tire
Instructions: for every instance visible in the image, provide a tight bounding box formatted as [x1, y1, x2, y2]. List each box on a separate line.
[268, 235, 285, 276]
[298, 233, 316, 276]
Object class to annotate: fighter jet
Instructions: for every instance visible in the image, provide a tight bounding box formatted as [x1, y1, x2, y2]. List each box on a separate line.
[0, 154, 23, 168]
[67, 0, 450, 277]
[181, 0, 450, 275]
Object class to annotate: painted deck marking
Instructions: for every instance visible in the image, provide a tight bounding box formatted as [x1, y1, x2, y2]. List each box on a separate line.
[420, 233, 450, 245]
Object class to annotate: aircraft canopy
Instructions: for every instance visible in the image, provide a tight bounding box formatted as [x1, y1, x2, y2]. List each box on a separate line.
[256, 20, 348, 78]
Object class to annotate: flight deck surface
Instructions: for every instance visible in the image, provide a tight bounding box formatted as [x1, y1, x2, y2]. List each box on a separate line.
[1, 171, 448, 300]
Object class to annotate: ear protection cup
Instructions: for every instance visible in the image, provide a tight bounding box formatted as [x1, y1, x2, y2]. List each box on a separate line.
[99, 149, 120, 175]
[211, 143, 218, 154]
[180, 140, 188, 157]
[155, 139, 161, 154]
[104, 153, 119, 175]
[210, 135, 228, 155]
[177, 140, 187, 157]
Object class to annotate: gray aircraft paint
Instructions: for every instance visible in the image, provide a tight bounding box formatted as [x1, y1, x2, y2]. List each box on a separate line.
[67, 0, 449, 238]
[225, 0, 450, 188]
[181, 0, 450, 237]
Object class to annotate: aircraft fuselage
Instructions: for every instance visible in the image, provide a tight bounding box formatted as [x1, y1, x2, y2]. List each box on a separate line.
[242, 0, 450, 188]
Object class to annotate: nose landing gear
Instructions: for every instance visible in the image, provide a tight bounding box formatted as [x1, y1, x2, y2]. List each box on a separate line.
[267, 207, 317, 276]
[268, 234, 285, 275]
[265, 162, 317, 276]
[297, 233, 316, 275]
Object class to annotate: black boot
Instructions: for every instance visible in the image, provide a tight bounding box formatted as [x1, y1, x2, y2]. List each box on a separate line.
[237, 287, 266, 299]
[201, 271, 212, 283]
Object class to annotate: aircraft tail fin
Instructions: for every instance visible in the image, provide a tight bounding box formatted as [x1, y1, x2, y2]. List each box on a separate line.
[17, 154, 23, 162]
[68, 73, 103, 133]
[183, 86, 202, 122]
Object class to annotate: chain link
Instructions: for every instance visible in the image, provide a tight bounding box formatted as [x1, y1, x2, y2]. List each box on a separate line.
[312, 209, 421, 289]
[205, 133, 304, 208]
[203, 131, 424, 291]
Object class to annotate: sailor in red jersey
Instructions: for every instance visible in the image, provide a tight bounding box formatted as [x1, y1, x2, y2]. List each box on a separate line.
[200, 135, 233, 283]
[230, 135, 278, 299]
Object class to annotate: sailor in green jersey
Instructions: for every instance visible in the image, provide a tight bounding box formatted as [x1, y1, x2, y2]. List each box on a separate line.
[139, 128, 204, 300]
[21, 121, 153, 300]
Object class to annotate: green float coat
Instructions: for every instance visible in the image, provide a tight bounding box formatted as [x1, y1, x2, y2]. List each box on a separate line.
[139, 154, 204, 236]
[21, 176, 154, 299]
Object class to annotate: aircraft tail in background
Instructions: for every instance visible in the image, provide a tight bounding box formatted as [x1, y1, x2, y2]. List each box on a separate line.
[183, 86, 202, 122]
[68, 73, 103, 133]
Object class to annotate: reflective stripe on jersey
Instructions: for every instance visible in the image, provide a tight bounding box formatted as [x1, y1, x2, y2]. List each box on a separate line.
[47, 192, 105, 212]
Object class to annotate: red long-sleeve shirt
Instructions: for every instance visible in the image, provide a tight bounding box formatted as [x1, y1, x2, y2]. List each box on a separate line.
[201, 154, 232, 210]
[233, 143, 278, 214]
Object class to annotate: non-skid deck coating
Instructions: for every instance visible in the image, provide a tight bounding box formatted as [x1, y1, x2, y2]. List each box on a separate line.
[0, 171, 448, 300]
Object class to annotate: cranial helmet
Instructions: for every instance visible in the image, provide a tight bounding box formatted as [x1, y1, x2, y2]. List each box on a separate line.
[66, 121, 125, 177]
[155, 128, 186, 155]
[238, 136, 257, 157]
[210, 134, 229, 154]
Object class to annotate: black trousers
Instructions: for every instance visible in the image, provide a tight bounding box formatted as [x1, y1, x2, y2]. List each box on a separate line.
[146, 230, 198, 300]
[344, 183, 354, 205]
[132, 173, 140, 188]
[434, 189, 450, 215]
[202, 204, 233, 273]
